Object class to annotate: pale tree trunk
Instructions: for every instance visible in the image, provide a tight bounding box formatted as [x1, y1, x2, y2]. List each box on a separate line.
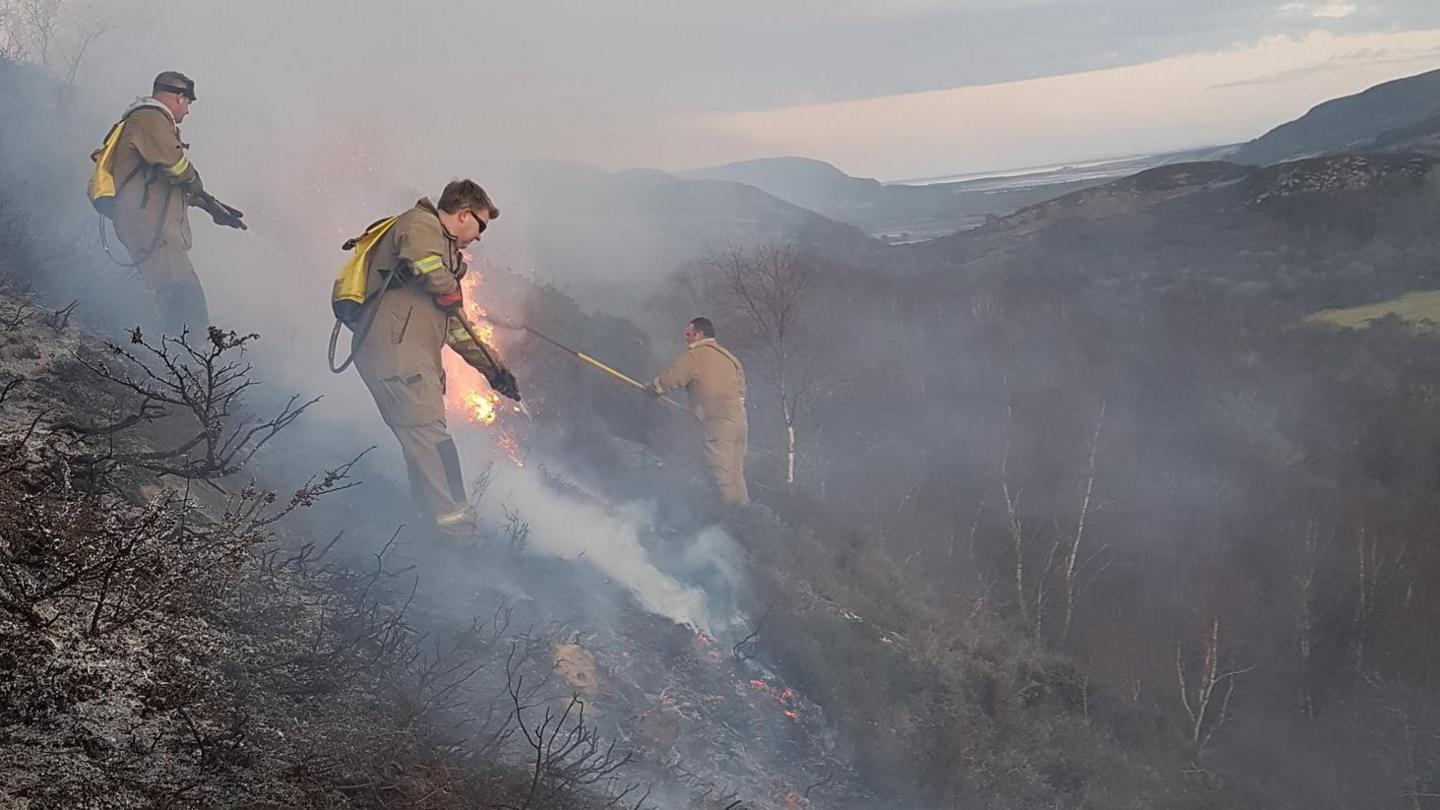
[783, 401, 796, 485]
[1000, 396, 1032, 633]
[1296, 524, 1319, 721]
[1061, 400, 1106, 641]
[1175, 618, 1253, 759]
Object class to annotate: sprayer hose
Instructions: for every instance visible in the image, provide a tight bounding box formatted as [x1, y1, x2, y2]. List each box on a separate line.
[327, 271, 395, 374]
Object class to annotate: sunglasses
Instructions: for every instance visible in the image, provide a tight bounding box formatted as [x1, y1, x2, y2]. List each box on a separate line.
[469, 210, 488, 234]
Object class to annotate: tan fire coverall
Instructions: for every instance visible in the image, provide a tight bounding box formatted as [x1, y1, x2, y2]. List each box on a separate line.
[652, 338, 750, 506]
[109, 100, 208, 334]
[352, 198, 503, 535]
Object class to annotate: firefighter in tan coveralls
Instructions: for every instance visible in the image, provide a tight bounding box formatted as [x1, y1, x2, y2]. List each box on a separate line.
[650, 317, 749, 506]
[349, 180, 519, 539]
[105, 71, 245, 334]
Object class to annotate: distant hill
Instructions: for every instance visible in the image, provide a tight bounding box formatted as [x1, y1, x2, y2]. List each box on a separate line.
[500, 161, 883, 321]
[682, 157, 881, 211]
[501, 70, 1440, 324]
[681, 156, 1037, 240]
[684, 151, 1232, 242]
[890, 151, 1437, 314]
[1232, 67, 1440, 165]
[1368, 111, 1440, 156]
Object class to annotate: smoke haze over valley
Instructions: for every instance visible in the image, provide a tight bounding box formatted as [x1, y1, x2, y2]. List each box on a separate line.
[5, 2, 1440, 808]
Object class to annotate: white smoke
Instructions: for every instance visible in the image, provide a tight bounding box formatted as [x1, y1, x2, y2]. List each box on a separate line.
[481, 460, 729, 635]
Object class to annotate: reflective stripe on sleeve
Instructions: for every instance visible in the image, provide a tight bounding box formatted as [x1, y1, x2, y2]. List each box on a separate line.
[412, 254, 445, 274]
[164, 155, 190, 177]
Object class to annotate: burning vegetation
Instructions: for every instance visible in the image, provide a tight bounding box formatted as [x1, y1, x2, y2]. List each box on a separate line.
[444, 258, 528, 468]
[0, 279, 815, 809]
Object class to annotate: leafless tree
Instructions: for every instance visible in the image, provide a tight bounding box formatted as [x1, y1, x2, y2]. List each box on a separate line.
[998, 390, 1109, 641]
[0, 2, 18, 61]
[1292, 522, 1325, 721]
[1059, 400, 1107, 640]
[1175, 618, 1253, 759]
[683, 243, 838, 486]
[498, 645, 636, 810]
[76, 326, 321, 480]
[503, 502, 531, 555]
[0, 432, 366, 635]
[18, 0, 61, 67]
[0, 0, 127, 83]
[1351, 528, 1416, 678]
[1368, 687, 1440, 810]
[0, 0, 36, 62]
[999, 393, 1034, 634]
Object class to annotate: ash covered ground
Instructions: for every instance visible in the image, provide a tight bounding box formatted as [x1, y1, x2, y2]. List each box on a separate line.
[0, 279, 880, 809]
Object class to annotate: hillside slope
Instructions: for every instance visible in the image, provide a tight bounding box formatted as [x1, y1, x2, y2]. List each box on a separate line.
[1232, 67, 1440, 165]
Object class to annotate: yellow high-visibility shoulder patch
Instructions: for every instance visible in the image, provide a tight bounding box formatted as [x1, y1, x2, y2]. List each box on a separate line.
[413, 254, 445, 274]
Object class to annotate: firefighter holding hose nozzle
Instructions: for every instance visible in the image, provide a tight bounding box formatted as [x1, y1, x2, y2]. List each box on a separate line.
[87, 71, 247, 335]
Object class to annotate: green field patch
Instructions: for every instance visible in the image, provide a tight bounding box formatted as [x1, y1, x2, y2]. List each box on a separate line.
[1308, 290, 1440, 332]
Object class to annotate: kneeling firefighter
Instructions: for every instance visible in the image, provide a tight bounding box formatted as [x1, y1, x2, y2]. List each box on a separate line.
[330, 179, 520, 539]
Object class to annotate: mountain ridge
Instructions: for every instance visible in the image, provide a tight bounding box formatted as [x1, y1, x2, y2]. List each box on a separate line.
[1232, 66, 1440, 165]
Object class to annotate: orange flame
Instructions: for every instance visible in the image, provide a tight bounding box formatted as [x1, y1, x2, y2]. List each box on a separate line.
[497, 428, 526, 468]
[442, 257, 526, 467]
[693, 632, 724, 663]
[747, 679, 801, 720]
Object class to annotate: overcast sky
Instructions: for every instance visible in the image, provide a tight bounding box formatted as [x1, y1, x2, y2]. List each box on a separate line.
[83, 0, 1440, 180]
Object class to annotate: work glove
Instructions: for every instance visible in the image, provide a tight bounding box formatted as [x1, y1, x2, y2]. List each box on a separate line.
[434, 288, 464, 314]
[212, 202, 247, 230]
[197, 194, 247, 230]
[486, 366, 522, 402]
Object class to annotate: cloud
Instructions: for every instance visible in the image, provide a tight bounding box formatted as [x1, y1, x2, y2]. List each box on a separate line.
[76, 0, 1440, 178]
[1208, 43, 1440, 88]
[1282, 1, 1361, 18]
[685, 29, 1440, 179]
[1313, 2, 1361, 18]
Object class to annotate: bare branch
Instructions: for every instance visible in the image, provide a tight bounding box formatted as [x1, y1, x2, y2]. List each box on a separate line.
[75, 327, 321, 479]
[1175, 618, 1252, 758]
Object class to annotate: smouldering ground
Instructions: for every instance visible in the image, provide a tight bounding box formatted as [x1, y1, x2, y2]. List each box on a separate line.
[0, 280, 875, 809]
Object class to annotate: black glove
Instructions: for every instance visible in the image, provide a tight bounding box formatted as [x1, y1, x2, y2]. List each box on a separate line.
[197, 193, 247, 230]
[212, 202, 247, 230]
[486, 366, 522, 402]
